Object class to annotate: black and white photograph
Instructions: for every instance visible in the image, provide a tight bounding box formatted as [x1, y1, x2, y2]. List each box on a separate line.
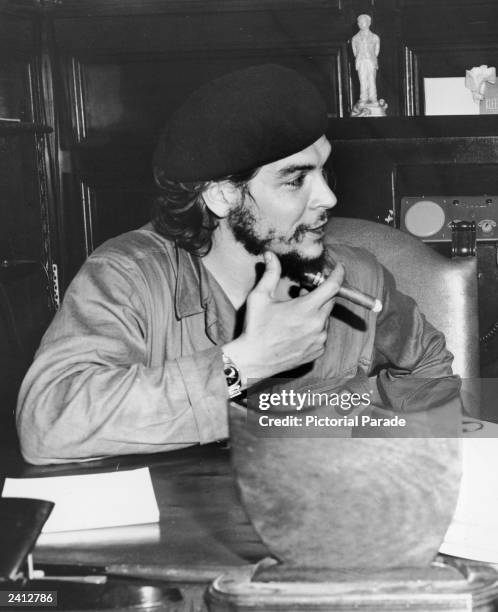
[1, 0, 498, 609]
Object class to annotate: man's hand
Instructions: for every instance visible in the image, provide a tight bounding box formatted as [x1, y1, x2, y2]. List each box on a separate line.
[222, 251, 344, 388]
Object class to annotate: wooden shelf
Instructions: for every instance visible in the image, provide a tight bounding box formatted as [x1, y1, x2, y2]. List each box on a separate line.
[0, 120, 52, 135]
[328, 116, 498, 141]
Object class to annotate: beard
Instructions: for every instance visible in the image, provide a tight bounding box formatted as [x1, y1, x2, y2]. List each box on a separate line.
[226, 196, 328, 284]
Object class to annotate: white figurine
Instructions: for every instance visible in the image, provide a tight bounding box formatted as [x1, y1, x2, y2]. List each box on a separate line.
[351, 14, 387, 117]
[465, 65, 496, 103]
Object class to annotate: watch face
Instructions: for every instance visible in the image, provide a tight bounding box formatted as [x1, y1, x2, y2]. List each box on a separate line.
[224, 363, 239, 386]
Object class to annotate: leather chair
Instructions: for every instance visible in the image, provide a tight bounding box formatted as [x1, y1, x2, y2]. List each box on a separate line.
[326, 217, 480, 419]
[327, 217, 479, 382]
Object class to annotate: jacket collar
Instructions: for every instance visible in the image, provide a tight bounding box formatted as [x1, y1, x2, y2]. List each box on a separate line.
[174, 245, 209, 316]
[174, 245, 219, 339]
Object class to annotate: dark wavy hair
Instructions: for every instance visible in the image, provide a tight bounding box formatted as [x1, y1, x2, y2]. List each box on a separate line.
[152, 167, 258, 256]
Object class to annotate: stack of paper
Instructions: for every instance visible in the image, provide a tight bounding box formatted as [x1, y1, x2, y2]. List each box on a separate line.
[2, 467, 159, 534]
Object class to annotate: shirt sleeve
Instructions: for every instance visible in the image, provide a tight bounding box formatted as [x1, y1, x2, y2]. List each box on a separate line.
[371, 265, 462, 420]
[16, 254, 229, 465]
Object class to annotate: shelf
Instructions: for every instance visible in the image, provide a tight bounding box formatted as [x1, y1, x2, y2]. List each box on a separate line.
[0, 120, 53, 136]
[328, 116, 498, 141]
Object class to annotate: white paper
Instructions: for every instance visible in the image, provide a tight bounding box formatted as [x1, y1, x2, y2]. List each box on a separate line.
[2, 467, 159, 533]
[424, 77, 479, 116]
[440, 422, 498, 563]
[36, 522, 160, 547]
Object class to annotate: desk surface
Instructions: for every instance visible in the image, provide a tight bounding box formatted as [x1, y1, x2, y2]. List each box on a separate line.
[4, 435, 498, 612]
[0, 441, 269, 579]
[3, 420, 498, 583]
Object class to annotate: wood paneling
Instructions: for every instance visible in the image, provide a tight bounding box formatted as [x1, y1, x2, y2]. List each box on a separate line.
[0, 58, 33, 122]
[53, 10, 348, 55]
[0, 13, 35, 49]
[68, 50, 347, 145]
[54, 0, 342, 17]
[401, 1, 498, 43]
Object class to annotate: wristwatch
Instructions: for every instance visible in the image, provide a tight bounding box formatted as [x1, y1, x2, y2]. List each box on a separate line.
[222, 353, 242, 399]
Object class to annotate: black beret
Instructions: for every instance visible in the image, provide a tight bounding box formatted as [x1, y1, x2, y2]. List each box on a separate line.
[153, 64, 328, 183]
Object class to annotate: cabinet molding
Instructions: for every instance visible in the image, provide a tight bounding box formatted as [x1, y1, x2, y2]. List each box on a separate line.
[52, 0, 342, 17]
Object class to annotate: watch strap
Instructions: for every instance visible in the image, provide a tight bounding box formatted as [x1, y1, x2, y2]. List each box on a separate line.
[222, 353, 242, 399]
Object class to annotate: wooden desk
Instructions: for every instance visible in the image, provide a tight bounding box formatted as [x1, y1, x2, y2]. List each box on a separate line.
[3, 427, 498, 611]
[0, 442, 269, 611]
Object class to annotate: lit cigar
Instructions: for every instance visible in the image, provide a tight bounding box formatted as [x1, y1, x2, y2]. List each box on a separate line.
[301, 271, 383, 313]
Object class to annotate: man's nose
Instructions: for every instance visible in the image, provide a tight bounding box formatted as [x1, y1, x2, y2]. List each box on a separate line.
[311, 174, 337, 210]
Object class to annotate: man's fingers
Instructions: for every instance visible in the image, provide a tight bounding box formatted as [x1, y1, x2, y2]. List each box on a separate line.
[253, 251, 281, 298]
[302, 262, 345, 308]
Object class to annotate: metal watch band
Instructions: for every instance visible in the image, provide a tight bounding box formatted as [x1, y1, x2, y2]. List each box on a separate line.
[222, 353, 242, 399]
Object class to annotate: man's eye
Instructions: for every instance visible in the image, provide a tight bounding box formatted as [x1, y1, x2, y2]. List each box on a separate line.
[286, 175, 305, 189]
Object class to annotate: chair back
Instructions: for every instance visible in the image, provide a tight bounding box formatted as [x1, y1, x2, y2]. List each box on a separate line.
[326, 217, 479, 380]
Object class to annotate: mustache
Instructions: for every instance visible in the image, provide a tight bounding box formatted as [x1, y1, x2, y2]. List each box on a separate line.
[292, 214, 330, 241]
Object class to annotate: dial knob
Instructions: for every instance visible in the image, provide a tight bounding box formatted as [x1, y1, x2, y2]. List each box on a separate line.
[478, 219, 497, 234]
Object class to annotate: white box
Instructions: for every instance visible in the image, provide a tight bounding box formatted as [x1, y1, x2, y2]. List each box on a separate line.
[424, 77, 479, 116]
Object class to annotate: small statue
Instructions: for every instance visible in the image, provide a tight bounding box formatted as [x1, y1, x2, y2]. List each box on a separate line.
[351, 14, 387, 117]
[465, 65, 496, 103]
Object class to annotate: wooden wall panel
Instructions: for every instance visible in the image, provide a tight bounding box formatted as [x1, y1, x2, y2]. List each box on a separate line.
[0, 12, 35, 51]
[55, 0, 342, 17]
[80, 183, 155, 250]
[70, 50, 347, 143]
[54, 10, 348, 55]
[401, 1, 498, 43]
[0, 57, 33, 122]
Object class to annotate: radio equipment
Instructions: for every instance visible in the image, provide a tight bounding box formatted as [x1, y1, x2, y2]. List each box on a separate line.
[400, 195, 498, 242]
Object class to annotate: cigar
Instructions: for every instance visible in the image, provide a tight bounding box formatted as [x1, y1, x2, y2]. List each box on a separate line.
[301, 271, 383, 313]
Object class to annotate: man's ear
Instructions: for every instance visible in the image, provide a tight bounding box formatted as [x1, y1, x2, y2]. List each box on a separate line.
[203, 181, 240, 218]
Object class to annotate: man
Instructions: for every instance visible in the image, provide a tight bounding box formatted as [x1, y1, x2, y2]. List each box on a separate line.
[352, 14, 380, 105]
[16, 65, 459, 464]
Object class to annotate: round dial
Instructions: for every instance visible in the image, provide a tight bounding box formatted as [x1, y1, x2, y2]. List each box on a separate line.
[405, 200, 445, 238]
